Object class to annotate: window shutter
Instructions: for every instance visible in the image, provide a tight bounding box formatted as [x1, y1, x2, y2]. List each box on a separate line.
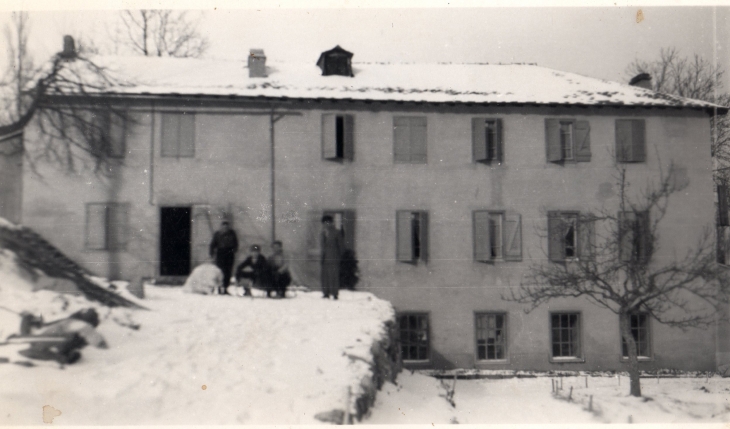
[503, 212, 522, 261]
[548, 212, 565, 261]
[341, 209, 356, 251]
[545, 119, 562, 162]
[638, 211, 651, 262]
[473, 210, 491, 262]
[322, 114, 338, 159]
[619, 211, 635, 262]
[615, 120, 632, 162]
[343, 114, 355, 161]
[495, 119, 504, 163]
[719, 184, 729, 227]
[393, 117, 411, 163]
[419, 211, 429, 263]
[178, 113, 195, 157]
[86, 204, 108, 250]
[396, 211, 414, 262]
[306, 210, 323, 259]
[108, 112, 127, 158]
[472, 118, 488, 163]
[161, 113, 179, 157]
[578, 214, 595, 260]
[108, 203, 130, 251]
[410, 117, 427, 164]
[631, 119, 646, 162]
[574, 120, 591, 162]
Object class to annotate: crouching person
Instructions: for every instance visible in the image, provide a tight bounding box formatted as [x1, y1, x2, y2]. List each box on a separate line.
[11, 308, 107, 364]
[235, 245, 272, 297]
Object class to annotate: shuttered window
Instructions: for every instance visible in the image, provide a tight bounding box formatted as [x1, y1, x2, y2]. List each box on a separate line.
[619, 211, 651, 263]
[394, 117, 427, 164]
[615, 119, 646, 162]
[548, 211, 595, 262]
[396, 210, 429, 263]
[719, 184, 729, 227]
[545, 119, 591, 163]
[161, 112, 195, 158]
[85, 203, 130, 251]
[93, 111, 127, 158]
[322, 114, 354, 161]
[473, 211, 522, 262]
[472, 118, 503, 164]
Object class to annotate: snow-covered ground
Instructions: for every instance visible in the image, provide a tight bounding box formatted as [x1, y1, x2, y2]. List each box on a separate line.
[365, 371, 730, 424]
[0, 285, 394, 425]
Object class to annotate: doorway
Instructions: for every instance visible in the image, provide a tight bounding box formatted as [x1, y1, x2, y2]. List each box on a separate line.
[160, 206, 192, 276]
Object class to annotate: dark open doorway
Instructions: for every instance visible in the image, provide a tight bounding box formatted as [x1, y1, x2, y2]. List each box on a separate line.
[160, 206, 192, 276]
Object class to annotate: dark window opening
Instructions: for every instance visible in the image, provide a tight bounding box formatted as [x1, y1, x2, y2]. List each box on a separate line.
[335, 116, 345, 159]
[485, 121, 497, 161]
[399, 313, 429, 361]
[564, 218, 576, 258]
[412, 213, 421, 260]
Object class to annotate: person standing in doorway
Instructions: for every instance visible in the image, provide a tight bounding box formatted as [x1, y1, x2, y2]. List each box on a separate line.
[209, 220, 239, 295]
[321, 215, 343, 300]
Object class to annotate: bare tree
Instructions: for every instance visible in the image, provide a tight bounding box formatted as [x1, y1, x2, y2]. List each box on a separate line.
[507, 164, 729, 397]
[0, 26, 132, 174]
[116, 10, 209, 58]
[627, 48, 730, 171]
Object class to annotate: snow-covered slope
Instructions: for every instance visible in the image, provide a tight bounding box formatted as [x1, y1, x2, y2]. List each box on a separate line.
[61, 55, 723, 110]
[0, 285, 395, 425]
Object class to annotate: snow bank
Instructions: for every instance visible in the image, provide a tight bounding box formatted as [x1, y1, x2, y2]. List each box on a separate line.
[0, 286, 396, 425]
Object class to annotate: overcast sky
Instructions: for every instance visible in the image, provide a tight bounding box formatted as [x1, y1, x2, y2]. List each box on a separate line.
[1, 2, 729, 92]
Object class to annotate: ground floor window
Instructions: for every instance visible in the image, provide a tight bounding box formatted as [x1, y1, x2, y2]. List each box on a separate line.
[475, 313, 506, 360]
[622, 313, 651, 358]
[398, 313, 430, 361]
[551, 313, 581, 359]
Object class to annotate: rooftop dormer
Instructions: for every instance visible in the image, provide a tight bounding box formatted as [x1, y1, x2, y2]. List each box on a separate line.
[316, 45, 354, 77]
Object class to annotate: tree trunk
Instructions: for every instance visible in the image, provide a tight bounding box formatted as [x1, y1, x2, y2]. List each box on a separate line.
[619, 312, 642, 397]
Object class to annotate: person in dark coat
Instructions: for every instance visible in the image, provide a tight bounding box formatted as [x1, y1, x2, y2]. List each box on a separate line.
[269, 240, 291, 298]
[321, 215, 343, 300]
[209, 220, 239, 295]
[235, 244, 272, 297]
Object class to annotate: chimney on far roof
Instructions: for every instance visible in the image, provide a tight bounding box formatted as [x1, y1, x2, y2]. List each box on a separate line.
[248, 49, 267, 78]
[60, 35, 76, 59]
[629, 73, 652, 90]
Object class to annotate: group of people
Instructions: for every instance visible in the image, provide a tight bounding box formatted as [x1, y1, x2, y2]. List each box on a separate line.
[208, 215, 344, 299]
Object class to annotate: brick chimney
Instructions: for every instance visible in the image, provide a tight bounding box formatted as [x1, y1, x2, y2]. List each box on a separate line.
[629, 73, 652, 90]
[248, 49, 267, 78]
[60, 35, 76, 59]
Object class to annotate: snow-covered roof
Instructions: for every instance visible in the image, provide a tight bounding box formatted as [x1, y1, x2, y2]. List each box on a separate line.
[69, 55, 724, 111]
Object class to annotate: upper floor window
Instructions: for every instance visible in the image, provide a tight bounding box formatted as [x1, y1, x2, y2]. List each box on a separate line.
[396, 210, 429, 264]
[394, 117, 427, 164]
[161, 112, 195, 158]
[472, 118, 503, 164]
[85, 203, 130, 251]
[473, 210, 522, 262]
[619, 210, 651, 263]
[545, 119, 591, 163]
[547, 211, 594, 262]
[93, 110, 126, 158]
[322, 114, 354, 161]
[615, 119, 646, 163]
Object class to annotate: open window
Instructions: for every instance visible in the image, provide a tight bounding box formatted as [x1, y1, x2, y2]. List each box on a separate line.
[322, 114, 354, 161]
[396, 210, 429, 264]
[545, 119, 591, 163]
[473, 211, 521, 262]
[548, 211, 595, 262]
[472, 118, 503, 164]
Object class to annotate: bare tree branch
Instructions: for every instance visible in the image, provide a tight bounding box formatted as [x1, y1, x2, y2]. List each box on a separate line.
[116, 10, 208, 58]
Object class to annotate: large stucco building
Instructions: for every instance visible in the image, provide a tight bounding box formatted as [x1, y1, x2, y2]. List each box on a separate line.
[12, 44, 729, 371]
